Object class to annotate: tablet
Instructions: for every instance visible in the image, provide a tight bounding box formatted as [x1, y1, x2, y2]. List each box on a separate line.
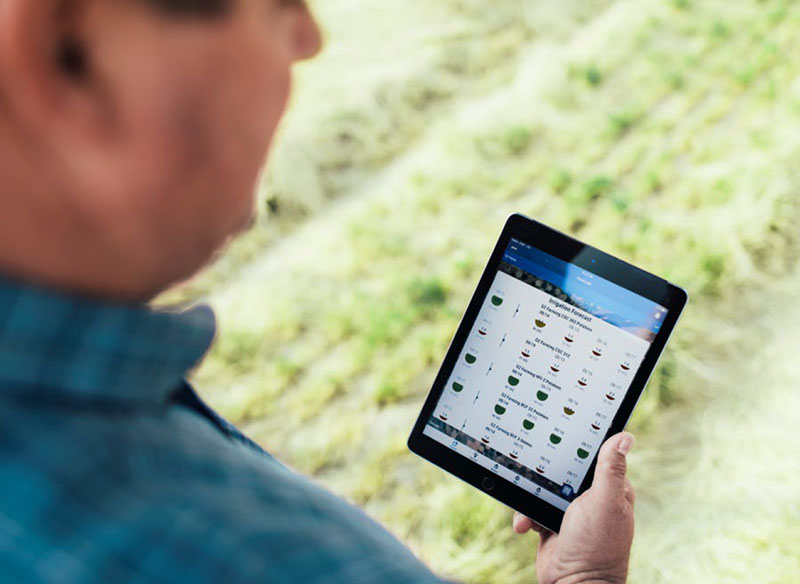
[408, 213, 687, 533]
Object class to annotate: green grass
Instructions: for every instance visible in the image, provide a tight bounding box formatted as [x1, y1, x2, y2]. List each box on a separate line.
[166, 0, 800, 582]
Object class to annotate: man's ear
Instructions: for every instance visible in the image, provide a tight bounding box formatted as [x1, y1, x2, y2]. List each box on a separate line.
[0, 0, 113, 146]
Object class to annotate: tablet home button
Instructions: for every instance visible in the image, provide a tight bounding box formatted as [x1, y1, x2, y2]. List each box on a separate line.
[481, 477, 495, 491]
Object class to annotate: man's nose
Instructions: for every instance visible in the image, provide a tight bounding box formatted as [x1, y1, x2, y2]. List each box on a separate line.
[291, 5, 323, 62]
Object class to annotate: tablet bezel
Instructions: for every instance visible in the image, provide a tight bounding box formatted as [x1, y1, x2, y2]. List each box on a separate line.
[407, 213, 688, 533]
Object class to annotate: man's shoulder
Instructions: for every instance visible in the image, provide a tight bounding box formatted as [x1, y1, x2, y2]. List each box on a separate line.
[0, 400, 443, 584]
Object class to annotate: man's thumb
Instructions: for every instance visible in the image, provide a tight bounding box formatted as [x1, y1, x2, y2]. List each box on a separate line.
[593, 432, 635, 495]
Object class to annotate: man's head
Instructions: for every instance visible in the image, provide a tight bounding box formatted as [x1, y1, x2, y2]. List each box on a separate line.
[0, 0, 321, 300]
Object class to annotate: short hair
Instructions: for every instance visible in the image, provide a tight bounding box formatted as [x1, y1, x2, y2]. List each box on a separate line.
[139, 0, 231, 16]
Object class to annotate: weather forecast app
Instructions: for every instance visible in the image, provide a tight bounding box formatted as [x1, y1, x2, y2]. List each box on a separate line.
[424, 239, 667, 509]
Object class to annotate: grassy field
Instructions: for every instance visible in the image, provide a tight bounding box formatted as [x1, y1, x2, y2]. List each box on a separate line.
[166, 0, 800, 582]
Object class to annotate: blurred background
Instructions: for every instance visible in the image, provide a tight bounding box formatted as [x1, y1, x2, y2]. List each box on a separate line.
[165, 0, 800, 582]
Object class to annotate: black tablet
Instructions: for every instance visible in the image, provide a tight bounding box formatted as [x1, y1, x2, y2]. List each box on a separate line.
[408, 213, 688, 533]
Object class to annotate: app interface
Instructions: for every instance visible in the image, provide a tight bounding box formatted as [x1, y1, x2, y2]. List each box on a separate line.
[424, 239, 667, 510]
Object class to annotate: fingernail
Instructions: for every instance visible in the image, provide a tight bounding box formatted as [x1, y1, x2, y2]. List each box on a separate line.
[617, 433, 635, 455]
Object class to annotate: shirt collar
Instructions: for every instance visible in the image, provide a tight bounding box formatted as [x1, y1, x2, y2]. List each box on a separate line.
[0, 274, 216, 406]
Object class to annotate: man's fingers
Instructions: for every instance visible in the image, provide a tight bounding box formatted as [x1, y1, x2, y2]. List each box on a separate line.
[512, 512, 543, 534]
[512, 512, 532, 533]
[593, 432, 635, 499]
[514, 434, 635, 536]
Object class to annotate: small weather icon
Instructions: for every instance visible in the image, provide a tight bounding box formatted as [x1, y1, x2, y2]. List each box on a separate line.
[537, 390, 549, 401]
[521, 349, 531, 358]
[605, 393, 616, 401]
[478, 326, 489, 336]
[563, 335, 574, 343]
[549, 433, 562, 445]
[491, 295, 504, 306]
[577, 448, 590, 460]
[577, 377, 588, 387]
[550, 365, 560, 373]
[535, 319, 547, 328]
[563, 407, 575, 416]
[439, 414, 448, 421]
[494, 405, 507, 415]
[465, 353, 477, 364]
[508, 375, 520, 386]
[536, 465, 546, 474]
[592, 349, 603, 357]
[591, 422, 601, 430]
[523, 419, 535, 430]
[620, 362, 631, 371]
[452, 382, 464, 393]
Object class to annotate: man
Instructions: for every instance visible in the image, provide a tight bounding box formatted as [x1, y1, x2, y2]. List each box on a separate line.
[0, 0, 636, 582]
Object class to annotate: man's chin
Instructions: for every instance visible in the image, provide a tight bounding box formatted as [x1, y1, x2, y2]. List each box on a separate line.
[224, 194, 259, 236]
[235, 210, 259, 234]
[205, 208, 258, 268]
[152, 205, 258, 302]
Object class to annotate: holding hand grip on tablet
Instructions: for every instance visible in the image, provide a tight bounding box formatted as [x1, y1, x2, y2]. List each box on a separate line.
[513, 432, 636, 584]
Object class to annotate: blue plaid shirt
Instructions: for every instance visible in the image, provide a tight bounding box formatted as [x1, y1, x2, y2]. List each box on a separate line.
[0, 275, 445, 583]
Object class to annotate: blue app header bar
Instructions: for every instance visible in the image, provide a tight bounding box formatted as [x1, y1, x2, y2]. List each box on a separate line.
[503, 239, 667, 339]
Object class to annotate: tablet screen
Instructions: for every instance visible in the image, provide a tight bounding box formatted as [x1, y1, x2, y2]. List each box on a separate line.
[423, 238, 668, 510]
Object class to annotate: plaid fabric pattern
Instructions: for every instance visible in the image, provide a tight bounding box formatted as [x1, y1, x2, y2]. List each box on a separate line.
[0, 276, 444, 584]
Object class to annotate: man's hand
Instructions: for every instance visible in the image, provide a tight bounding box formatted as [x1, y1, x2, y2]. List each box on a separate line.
[512, 432, 636, 584]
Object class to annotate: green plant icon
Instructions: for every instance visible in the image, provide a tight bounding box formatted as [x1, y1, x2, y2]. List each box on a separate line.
[508, 375, 520, 386]
[494, 404, 506, 415]
[465, 353, 477, 364]
[563, 407, 575, 416]
[535, 319, 546, 328]
[549, 433, 562, 445]
[523, 419, 535, 430]
[577, 448, 590, 459]
[537, 390, 549, 401]
[452, 382, 463, 392]
[491, 295, 504, 306]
